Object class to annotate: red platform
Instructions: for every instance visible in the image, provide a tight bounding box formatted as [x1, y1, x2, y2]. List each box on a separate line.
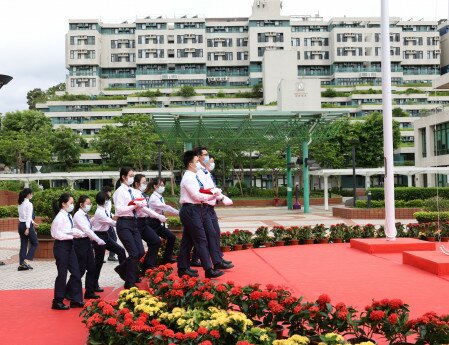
[403, 250, 449, 275]
[350, 238, 436, 254]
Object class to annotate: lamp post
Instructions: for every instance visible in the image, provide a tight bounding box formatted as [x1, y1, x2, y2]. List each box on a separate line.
[155, 140, 164, 179]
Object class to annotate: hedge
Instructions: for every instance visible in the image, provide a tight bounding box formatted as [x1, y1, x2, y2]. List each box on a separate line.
[414, 211, 449, 223]
[368, 187, 449, 201]
[0, 205, 19, 218]
[356, 199, 425, 208]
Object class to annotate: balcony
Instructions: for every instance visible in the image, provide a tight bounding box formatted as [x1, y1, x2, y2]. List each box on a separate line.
[136, 69, 206, 75]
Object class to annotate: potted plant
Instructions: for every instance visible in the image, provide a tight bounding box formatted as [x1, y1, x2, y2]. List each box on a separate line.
[329, 224, 347, 243]
[408, 312, 449, 345]
[220, 231, 233, 252]
[424, 222, 438, 242]
[441, 222, 449, 242]
[35, 222, 54, 259]
[271, 226, 286, 246]
[166, 216, 182, 231]
[313, 224, 329, 244]
[287, 226, 301, 245]
[406, 223, 420, 238]
[255, 226, 273, 247]
[300, 226, 314, 244]
[362, 224, 376, 238]
[241, 230, 254, 249]
[231, 229, 243, 250]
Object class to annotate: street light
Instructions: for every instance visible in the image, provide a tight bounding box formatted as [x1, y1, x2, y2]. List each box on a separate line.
[154, 140, 164, 179]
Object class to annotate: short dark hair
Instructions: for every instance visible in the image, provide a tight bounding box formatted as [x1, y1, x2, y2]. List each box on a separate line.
[133, 174, 146, 189]
[119, 166, 133, 183]
[150, 177, 165, 188]
[74, 195, 90, 214]
[209, 154, 215, 160]
[18, 188, 32, 205]
[95, 191, 107, 206]
[183, 150, 197, 169]
[102, 186, 113, 193]
[194, 146, 207, 156]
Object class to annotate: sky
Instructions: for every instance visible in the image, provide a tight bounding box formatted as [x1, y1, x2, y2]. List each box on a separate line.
[0, 0, 447, 113]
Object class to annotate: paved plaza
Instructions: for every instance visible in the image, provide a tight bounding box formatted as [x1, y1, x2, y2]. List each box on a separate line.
[0, 206, 414, 291]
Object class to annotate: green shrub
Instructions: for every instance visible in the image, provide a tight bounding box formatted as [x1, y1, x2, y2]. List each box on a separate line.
[166, 216, 181, 227]
[0, 205, 18, 218]
[36, 222, 51, 236]
[423, 197, 449, 212]
[368, 187, 449, 201]
[356, 199, 424, 208]
[414, 211, 449, 223]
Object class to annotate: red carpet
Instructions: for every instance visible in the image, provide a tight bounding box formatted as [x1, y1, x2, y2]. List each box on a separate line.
[350, 238, 436, 253]
[3, 245, 449, 344]
[403, 250, 449, 275]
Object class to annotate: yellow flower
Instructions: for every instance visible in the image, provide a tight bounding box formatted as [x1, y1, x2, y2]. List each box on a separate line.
[260, 334, 269, 341]
[225, 327, 234, 334]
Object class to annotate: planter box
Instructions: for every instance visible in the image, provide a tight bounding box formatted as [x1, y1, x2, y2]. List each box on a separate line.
[35, 238, 54, 259]
[0, 217, 44, 232]
[0, 190, 18, 206]
[333, 207, 421, 219]
[216, 197, 342, 208]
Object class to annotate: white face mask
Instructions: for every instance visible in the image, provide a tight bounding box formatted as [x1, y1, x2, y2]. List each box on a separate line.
[209, 163, 215, 171]
[139, 184, 147, 192]
[195, 162, 202, 171]
[105, 200, 111, 208]
[156, 186, 165, 194]
[66, 204, 74, 213]
[127, 177, 134, 186]
[82, 205, 92, 213]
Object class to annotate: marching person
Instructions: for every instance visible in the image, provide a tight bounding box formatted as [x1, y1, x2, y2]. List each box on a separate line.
[73, 195, 106, 300]
[193, 147, 234, 271]
[132, 174, 166, 273]
[102, 186, 119, 262]
[146, 178, 179, 264]
[177, 150, 224, 279]
[91, 191, 126, 292]
[17, 188, 39, 271]
[113, 167, 145, 289]
[51, 193, 84, 310]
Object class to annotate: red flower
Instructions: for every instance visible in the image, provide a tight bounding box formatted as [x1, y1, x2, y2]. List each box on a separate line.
[338, 311, 348, 320]
[199, 341, 213, 345]
[216, 284, 227, 292]
[209, 330, 220, 339]
[388, 313, 399, 325]
[105, 317, 117, 326]
[202, 292, 214, 301]
[370, 310, 386, 321]
[184, 331, 199, 339]
[197, 326, 208, 335]
[163, 329, 175, 338]
[388, 299, 404, 310]
[268, 300, 285, 314]
[230, 287, 243, 296]
[237, 342, 255, 345]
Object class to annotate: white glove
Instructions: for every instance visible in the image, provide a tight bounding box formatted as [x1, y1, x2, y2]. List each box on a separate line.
[134, 200, 146, 208]
[96, 239, 106, 246]
[158, 215, 168, 223]
[210, 187, 221, 195]
[221, 195, 233, 206]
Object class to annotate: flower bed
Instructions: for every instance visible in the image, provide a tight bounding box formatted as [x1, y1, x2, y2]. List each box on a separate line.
[81, 264, 449, 344]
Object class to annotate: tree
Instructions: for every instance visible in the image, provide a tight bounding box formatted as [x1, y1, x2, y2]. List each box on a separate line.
[392, 107, 409, 117]
[26, 88, 48, 109]
[1, 110, 52, 132]
[50, 127, 85, 171]
[176, 86, 196, 98]
[93, 115, 159, 170]
[161, 143, 183, 195]
[252, 83, 263, 98]
[257, 143, 286, 197]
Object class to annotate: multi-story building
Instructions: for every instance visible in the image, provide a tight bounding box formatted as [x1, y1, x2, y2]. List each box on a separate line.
[37, 0, 448, 166]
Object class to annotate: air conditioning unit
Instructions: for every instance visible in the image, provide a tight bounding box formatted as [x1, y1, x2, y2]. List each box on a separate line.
[185, 48, 196, 53]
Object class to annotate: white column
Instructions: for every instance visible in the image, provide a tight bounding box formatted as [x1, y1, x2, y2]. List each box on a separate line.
[324, 175, 329, 211]
[365, 175, 371, 190]
[381, 0, 397, 240]
[407, 175, 413, 187]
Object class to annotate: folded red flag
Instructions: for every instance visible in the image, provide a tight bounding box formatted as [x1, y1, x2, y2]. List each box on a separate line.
[199, 188, 214, 195]
[128, 197, 146, 206]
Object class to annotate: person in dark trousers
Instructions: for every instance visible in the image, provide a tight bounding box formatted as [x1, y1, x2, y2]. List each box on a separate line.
[72, 195, 106, 300]
[177, 150, 224, 279]
[145, 178, 179, 264]
[102, 186, 119, 262]
[50, 193, 84, 310]
[91, 191, 126, 292]
[112, 167, 145, 289]
[17, 188, 39, 271]
[132, 174, 166, 273]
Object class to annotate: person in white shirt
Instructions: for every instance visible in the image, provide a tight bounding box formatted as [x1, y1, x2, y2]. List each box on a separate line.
[51, 193, 85, 310]
[145, 178, 179, 264]
[177, 150, 224, 279]
[132, 174, 167, 273]
[193, 147, 234, 271]
[102, 185, 119, 262]
[17, 188, 38, 271]
[73, 195, 105, 300]
[112, 167, 145, 289]
[91, 191, 126, 291]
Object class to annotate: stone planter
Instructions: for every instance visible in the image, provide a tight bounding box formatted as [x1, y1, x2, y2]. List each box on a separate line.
[35, 238, 54, 259]
[275, 241, 285, 247]
[289, 239, 300, 246]
[302, 239, 314, 245]
[243, 243, 253, 249]
[233, 244, 243, 251]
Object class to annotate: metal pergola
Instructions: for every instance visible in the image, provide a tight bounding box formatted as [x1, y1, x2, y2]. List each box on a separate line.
[145, 110, 348, 212]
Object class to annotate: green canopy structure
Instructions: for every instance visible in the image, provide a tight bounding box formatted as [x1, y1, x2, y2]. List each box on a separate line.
[146, 110, 348, 212]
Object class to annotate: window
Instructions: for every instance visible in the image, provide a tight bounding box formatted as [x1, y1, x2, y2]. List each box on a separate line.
[435, 122, 449, 156]
[237, 52, 248, 60]
[237, 38, 248, 47]
[258, 33, 268, 43]
[421, 128, 427, 157]
[291, 38, 300, 46]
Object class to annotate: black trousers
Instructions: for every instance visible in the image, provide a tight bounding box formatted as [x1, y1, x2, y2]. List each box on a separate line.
[18, 222, 38, 264]
[177, 204, 212, 271]
[93, 231, 126, 288]
[107, 227, 118, 258]
[72, 237, 96, 296]
[192, 205, 223, 265]
[147, 218, 176, 261]
[53, 240, 82, 304]
[116, 218, 144, 286]
[137, 218, 161, 269]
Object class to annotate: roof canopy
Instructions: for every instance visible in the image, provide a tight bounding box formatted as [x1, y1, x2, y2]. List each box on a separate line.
[147, 110, 347, 147]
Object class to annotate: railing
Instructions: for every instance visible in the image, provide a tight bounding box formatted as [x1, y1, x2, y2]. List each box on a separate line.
[136, 69, 206, 75]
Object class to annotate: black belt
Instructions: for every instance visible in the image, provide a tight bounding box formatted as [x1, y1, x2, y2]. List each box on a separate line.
[118, 217, 135, 220]
[183, 203, 205, 207]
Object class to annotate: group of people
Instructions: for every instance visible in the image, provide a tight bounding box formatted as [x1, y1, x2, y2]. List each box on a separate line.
[16, 146, 234, 311]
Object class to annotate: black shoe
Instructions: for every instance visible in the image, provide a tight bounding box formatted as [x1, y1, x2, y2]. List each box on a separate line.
[84, 293, 100, 299]
[178, 269, 199, 278]
[0, 261, 5, 266]
[190, 260, 202, 267]
[114, 265, 126, 281]
[161, 258, 177, 264]
[214, 262, 234, 270]
[205, 269, 224, 279]
[70, 301, 85, 308]
[108, 256, 118, 262]
[222, 259, 233, 265]
[187, 268, 198, 274]
[94, 287, 104, 293]
[52, 302, 69, 310]
[124, 283, 136, 289]
[103, 260, 106, 263]
[24, 261, 33, 269]
[18, 264, 29, 271]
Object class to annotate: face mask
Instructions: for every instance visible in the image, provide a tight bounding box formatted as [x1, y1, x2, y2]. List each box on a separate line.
[105, 200, 111, 208]
[204, 155, 210, 164]
[195, 162, 202, 171]
[66, 204, 74, 213]
[157, 186, 165, 194]
[209, 163, 215, 171]
[83, 205, 92, 213]
[127, 177, 134, 186]
[139, 184, 147, 192]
